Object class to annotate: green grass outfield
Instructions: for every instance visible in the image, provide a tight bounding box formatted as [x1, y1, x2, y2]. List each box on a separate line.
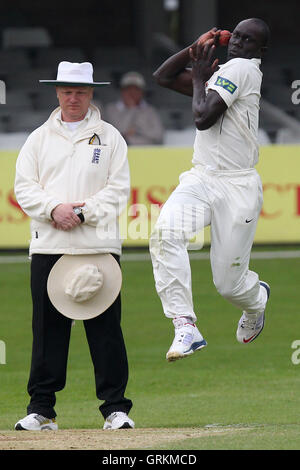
[0, 249, 300, 450]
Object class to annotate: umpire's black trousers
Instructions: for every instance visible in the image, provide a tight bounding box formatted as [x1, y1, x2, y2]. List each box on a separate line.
[27, 254, 132, 420]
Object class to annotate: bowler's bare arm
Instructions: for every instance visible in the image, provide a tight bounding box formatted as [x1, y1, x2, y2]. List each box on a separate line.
[153, 29, 228, 130]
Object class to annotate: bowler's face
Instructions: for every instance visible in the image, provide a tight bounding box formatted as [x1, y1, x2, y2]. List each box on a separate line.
[56, 86, 93, 122]
[227, 20, 264, 60]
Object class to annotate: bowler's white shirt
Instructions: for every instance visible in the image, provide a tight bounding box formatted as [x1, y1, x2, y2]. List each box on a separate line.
[192, 57, 262, 170]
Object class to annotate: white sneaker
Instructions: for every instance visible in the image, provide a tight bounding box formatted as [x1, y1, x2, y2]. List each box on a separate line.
[103, 412, 135, 430]
[15, 413, 58, 431]
[166, 317, 207, 362]
[236, 281, 270, 344]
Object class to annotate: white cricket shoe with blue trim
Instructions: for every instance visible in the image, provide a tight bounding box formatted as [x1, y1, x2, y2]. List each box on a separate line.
[166, 317, 207, 362]
[236, 281, 270, 344]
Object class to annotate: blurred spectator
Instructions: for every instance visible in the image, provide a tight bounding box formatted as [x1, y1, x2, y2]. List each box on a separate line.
[105, 71, 164, 145]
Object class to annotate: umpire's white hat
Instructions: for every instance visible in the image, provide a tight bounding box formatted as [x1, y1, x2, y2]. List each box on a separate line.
[47, 254, 122, 320]
[39, 61, 110, 87]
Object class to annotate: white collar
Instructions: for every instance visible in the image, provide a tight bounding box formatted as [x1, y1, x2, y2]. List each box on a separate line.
[55, 108, 91, 126]
[49, 104, 104, 137]
[251, 58, 262, 66]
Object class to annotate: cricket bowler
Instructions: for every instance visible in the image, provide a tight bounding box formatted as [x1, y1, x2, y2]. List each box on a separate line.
[149, 18, 271, 361]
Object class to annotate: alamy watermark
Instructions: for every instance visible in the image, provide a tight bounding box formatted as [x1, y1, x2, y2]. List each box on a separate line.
[0, 80, 6, 104]
[0, 340, 6, 365]
[95, 201, 206, 250]
[291, 340, 300, 365]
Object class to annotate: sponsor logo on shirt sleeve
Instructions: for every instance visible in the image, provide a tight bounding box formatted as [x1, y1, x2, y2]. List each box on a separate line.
[214, 76, 237, 94]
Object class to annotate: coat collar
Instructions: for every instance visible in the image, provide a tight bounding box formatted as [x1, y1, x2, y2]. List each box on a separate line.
[47, 103, 103, 140]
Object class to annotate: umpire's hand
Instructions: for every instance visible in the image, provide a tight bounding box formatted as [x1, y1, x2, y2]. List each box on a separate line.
[51, 203, 85, 231]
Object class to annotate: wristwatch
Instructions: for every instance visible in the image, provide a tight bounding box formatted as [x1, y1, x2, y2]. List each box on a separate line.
[73, 207, 85, 223]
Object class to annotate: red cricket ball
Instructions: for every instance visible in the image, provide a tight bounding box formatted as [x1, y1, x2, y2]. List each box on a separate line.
[219, 30, 231, 46]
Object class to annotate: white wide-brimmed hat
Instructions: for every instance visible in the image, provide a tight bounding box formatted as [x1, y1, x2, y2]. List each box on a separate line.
[39, 61, 110, 87]
[47, 254, 122, 320]
[120, 71, 146, 89]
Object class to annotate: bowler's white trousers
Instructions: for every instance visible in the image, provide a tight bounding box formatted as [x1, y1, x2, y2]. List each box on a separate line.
[149, 165, 268, 322]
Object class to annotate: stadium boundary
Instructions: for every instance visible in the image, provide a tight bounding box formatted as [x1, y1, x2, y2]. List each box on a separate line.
[1, 250, 300, 264]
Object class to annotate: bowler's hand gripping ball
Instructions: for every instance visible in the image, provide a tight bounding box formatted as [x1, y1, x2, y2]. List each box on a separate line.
[219, 30, 231, 46]
[197, 29, 231, 48]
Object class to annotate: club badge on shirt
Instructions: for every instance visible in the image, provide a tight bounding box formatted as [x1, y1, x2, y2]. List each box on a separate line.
[214, 76, 237, 94]
[92, 148, 101, 164]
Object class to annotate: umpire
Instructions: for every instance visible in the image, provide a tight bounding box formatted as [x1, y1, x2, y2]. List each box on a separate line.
[14, 61, 134, 431]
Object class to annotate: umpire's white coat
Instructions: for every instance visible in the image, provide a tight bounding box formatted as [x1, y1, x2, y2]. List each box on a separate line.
[14, 104, 130, 256]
